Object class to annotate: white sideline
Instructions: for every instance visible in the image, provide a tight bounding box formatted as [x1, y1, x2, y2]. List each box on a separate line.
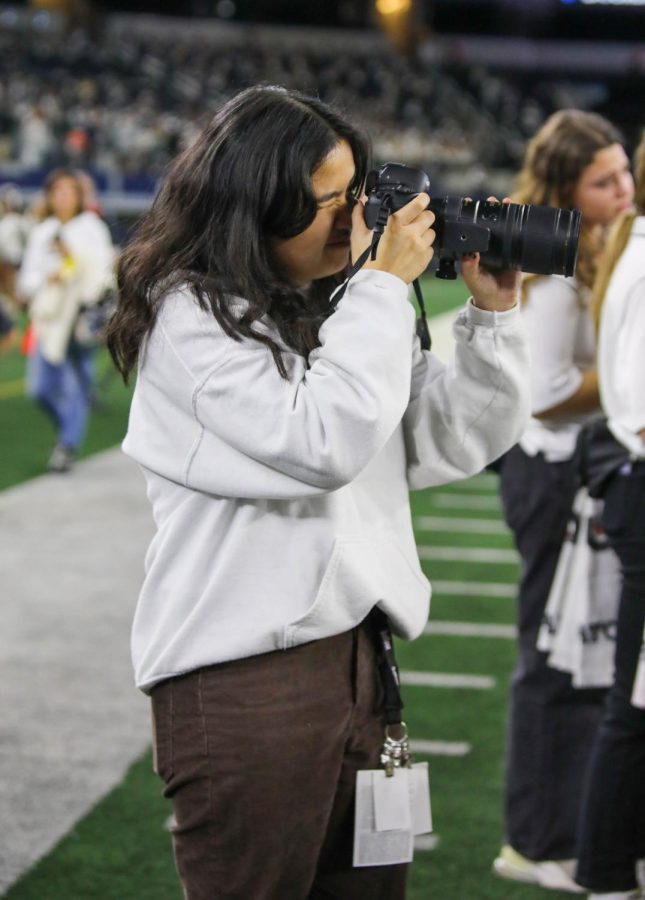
[424, 621, 516, 639]
[0, 449, 154, 894]
[401, 671, 496, 690]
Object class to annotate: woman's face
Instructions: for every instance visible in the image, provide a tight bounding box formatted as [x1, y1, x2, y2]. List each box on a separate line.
[573, 143, 634, 228]
[48, 176, 81, 223]
[272, 140, 356, 286]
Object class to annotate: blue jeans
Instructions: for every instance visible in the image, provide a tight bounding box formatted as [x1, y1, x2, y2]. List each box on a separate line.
[576, 462, 645, 892]
[28, 343, 95, 450]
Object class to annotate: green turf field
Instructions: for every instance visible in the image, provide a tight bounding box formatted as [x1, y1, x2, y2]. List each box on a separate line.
[1, 278, 576, 899]
[0, 342, 133, 490]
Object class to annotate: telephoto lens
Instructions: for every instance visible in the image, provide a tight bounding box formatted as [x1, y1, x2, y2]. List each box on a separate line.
[428, 196, 581, 278]
[364, 163, 581, 279]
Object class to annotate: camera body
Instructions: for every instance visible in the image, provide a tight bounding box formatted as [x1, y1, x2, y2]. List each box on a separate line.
[364, 162, 581, 280]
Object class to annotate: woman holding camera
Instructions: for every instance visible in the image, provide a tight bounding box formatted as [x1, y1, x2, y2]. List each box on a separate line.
[493, 110, 635, 891]
[573, 131, 645, 900]
[109, 85, 530, 900]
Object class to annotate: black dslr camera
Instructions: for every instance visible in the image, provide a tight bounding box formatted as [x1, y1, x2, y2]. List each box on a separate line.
[364, 163, 581, 280]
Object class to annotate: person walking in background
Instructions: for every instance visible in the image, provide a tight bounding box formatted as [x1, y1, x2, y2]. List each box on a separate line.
[573, 130, 645, 900]
[492, 110, 635, 892]
[0, 302, 16, 352]
[108, 85, 530, 900]
[0, 184, 32, 304]
[0, 183, 32, 351]
[17, 168, 114, 472]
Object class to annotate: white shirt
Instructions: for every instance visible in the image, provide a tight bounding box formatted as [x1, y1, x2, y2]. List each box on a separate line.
[18, 211, 114, 363]
[598, 216, 645, 458]
[123, 270, 531, 692]
[518, 274, 598, 462]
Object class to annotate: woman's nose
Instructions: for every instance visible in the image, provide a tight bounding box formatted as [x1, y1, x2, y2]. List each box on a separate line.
[617, 172, 634, 197]
[336, 202, 353, 229]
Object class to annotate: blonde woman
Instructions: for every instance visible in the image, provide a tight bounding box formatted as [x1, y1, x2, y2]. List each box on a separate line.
[574, 132, 645, 900]
[494, 110, 634, 892]
[17, 169, 114, 472]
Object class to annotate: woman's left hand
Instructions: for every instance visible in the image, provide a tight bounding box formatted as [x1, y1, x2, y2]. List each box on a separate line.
[460, 198, 521, 312]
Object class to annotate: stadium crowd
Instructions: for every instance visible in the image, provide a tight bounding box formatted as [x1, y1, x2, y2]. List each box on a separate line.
[0, 14, 563, 192]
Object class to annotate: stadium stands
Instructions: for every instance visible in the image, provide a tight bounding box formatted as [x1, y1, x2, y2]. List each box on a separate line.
[0, 8, 642, 208]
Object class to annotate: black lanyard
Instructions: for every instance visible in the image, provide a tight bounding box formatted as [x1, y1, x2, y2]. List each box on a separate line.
[370, 608, 404, 727]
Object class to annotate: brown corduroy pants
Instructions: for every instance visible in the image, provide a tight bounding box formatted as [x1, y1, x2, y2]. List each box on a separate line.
[150, 617, 408, 900]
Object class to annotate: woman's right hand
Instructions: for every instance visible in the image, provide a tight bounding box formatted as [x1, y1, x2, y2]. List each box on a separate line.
[351, 193, 436, 285]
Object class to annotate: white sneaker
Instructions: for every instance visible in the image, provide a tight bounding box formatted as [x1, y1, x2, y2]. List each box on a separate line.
[493, 844, 585, 893]
[587, 892, 643, 899]
[638, 859, 645, 888]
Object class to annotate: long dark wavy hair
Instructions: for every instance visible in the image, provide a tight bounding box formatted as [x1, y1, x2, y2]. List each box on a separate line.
[107, 85, 370, 381]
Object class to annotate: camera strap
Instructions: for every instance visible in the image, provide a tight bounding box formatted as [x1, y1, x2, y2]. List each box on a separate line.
[329, 201, 432, 351]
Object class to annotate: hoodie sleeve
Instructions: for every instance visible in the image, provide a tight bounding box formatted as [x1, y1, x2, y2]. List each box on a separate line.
[124, 271, 418, 498]
[404, 300, 531, 489]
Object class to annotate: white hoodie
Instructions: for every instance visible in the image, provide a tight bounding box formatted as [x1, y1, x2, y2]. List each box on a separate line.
[598, 216, 645, 458]
[123, 269, 530, 692]
[18, 211, 114, 364]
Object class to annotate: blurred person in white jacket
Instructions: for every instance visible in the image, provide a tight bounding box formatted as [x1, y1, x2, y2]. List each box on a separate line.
[574, 131, 645, 900]
[0, 184, 32, 301]
[18, 169, 114, 472]
[493, 110, 635, 893]
[108, 85, 530, 900]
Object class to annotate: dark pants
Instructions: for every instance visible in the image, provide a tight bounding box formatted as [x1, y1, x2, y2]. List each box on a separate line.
[150, 617, 408, 900]
[576, 463, 645, 892]
[498, 445, 607, 860]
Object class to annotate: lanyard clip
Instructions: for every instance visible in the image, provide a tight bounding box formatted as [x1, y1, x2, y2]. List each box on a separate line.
[380, 722, 412, 777]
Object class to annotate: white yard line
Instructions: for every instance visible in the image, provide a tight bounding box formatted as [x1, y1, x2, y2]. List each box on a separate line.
[414, 835, 440, 851]
[429, 493, 501, 510]
[415, 515, 510, 535]
[431, 580, 515, 597]
[401, 671, 496, 689]
[418, 546, 519, 564]
[410, 739, 472, 757]
[424, 621, 516, 639]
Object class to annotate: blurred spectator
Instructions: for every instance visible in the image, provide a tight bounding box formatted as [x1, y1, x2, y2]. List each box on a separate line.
[0, 301, 17, 351]
[0, 182, 33, 346]
[17, 168, 114, 472]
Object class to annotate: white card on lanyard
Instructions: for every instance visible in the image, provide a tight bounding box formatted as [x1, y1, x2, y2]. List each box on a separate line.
[353, 764, 432, 867]
[409, 762, 433, 835]
[373, 768, 412, 831]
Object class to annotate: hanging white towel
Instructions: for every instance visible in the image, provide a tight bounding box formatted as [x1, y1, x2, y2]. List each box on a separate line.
[537, 487, 621, 688]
